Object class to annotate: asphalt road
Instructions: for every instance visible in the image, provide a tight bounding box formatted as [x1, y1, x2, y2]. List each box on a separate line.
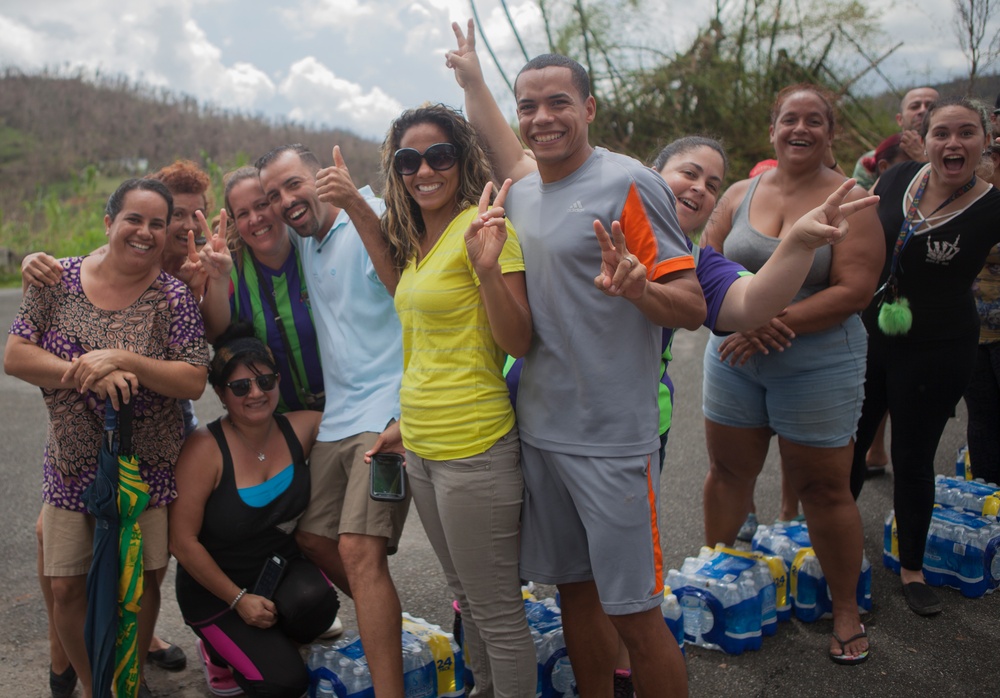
[1, 286, 997, 697]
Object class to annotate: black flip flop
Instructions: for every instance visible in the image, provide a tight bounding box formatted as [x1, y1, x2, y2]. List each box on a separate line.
[829, 624, 870, 665]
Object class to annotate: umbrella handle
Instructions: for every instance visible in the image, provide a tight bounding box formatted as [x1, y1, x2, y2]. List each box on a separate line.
[104, 394, 135, 454]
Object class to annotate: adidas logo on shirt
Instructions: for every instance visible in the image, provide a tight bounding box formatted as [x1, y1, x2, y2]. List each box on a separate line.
[567, 200, 585, 213]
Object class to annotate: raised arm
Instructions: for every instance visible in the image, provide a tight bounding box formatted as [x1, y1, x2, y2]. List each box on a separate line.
[193, 211, 236, 341]
[716, 179, 880, 331]
[446, 19, 537, 183]
[316, 146, 399, 294]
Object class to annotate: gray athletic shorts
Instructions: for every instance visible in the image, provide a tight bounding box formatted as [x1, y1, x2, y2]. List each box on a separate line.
[519, 443, 664, 615]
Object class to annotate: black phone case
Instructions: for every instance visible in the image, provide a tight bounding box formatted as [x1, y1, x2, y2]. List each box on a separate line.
[370, 454, 406, 502]
[253, 554, 286, 599]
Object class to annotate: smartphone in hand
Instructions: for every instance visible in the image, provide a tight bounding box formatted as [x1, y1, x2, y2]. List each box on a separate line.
[253, 554, 287, 599]
[370, 453, 406, 502]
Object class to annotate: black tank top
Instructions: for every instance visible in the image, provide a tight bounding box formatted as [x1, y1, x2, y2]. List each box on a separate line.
[175, 414, 310, 621]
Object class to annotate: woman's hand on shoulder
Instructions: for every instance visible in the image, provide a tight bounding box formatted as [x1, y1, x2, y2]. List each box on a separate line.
[21, 252, 64, 289]
[235, 593, 277, 628]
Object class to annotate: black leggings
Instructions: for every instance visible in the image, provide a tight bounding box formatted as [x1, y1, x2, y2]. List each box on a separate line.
[964, 342, 1000, 485]
[851, 331, 977, 571]
[193, 558, 338, 698]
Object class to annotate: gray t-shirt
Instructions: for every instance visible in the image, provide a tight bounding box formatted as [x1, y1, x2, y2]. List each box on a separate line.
[507, 147, 695, 457]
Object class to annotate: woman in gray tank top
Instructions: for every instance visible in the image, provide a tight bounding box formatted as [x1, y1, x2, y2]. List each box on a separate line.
[699, 83, 885, 665]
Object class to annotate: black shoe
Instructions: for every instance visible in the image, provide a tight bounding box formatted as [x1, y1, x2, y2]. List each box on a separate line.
[49, 664, 77, 698]
[903, 581, 942, 616]
[147, 642, 187, 671]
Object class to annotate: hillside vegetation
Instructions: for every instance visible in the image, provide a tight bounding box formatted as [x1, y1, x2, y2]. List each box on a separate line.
[0, 68, 383, 279]
[1, 65, 999, 284]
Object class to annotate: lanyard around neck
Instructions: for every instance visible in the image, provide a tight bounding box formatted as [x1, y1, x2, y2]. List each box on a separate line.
[890, 169, 976, 275]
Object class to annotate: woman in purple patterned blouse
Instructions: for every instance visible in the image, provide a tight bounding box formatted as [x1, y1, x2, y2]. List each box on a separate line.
[4, 178, 209, 698]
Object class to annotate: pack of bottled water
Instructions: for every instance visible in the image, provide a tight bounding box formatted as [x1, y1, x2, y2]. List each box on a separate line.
[401, 614, 463, 698]
[521, 596, 575, 697]
[934, 474, 1000, 519]
[884, 507, 1000, 598]
[751, 521, 872, 622]
[665, 546, 771, 654]
[307, 615, 453, 698]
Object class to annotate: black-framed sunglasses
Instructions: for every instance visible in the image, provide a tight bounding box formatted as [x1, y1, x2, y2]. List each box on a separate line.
[392, 143, 459, 176]
[226, 373, 278, 397]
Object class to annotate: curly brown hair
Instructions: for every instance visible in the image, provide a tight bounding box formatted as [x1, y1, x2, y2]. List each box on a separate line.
[149, 159, 213, 210]
[380, 104, 496, 271]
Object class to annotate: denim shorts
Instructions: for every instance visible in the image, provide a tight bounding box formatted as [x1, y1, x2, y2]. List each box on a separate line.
[702, 314, 867, 448]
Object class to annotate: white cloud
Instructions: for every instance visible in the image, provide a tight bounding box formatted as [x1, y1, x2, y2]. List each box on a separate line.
[178, 19, 276, 108]
[279, 0, 374, 34]
[0, 14, 47, 67]
[279, 56, 402, 136]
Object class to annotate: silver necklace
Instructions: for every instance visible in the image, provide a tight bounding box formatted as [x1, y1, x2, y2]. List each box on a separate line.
[228, 417, 273, 462]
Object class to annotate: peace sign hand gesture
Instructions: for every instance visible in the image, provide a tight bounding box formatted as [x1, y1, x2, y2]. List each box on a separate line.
[465, 179, 512, 274]
[195, 209, 232, 281]
[788, 178, 879, 250]
[446, 19, 484, 89]
[593, 220, 647, 299]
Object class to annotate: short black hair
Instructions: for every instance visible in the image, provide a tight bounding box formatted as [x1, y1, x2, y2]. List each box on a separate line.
[106, 178, 173, 223]
[254, 144, 321, 174]
[515, 54, 591, 101]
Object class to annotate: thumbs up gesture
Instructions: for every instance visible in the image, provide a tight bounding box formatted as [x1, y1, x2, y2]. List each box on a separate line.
[317, 145, 362, 209]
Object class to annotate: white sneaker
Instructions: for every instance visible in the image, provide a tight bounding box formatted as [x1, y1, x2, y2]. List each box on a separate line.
[318, 615, 344, 639]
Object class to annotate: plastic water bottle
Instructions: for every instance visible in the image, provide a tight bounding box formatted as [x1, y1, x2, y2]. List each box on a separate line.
[549, 655, 576, 697]
[401, 634, 436, 698]
[956, 445, 972, 479]
[537, 627, 572, 698]
[660, 588, 684, 650]
[754, 521, 871, 621]
[934, 474, 1000, 518]
[316, 678, 336, 698]
[923, 507, 1000, 597]
[666, 558, 761, 654]
[341, 665, 373, 698]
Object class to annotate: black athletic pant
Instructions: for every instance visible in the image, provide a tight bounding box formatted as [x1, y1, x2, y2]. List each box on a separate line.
[851, 329, 977, 571]
[964, 342, 1000, 485]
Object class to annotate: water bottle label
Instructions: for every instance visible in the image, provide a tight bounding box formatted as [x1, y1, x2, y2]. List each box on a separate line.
[933, 506, 992, 530]
[937, 476, 999, 497]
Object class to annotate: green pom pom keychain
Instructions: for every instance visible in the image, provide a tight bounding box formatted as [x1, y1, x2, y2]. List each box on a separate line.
[878, 296, 912, 335]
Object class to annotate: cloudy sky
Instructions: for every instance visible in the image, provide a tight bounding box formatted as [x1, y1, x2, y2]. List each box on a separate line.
[0, 0, 996, 141]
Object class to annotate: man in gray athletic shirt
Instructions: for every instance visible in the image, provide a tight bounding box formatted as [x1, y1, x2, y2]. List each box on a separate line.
[448, 20, 705, 698]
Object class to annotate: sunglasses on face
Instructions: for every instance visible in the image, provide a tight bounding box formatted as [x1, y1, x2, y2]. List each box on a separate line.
[226, 373, 278, 397]
[392, 143, 459, 176]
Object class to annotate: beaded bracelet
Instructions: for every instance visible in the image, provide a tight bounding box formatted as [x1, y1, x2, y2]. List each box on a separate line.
[230, 588, 247, 609]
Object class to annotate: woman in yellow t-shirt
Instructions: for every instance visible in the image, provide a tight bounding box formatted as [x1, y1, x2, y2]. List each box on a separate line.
[376, 104, 535, 697]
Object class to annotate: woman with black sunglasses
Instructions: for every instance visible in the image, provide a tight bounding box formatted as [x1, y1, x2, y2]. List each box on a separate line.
[169, 324, 339, 698]
[360, 104, 535, 697]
